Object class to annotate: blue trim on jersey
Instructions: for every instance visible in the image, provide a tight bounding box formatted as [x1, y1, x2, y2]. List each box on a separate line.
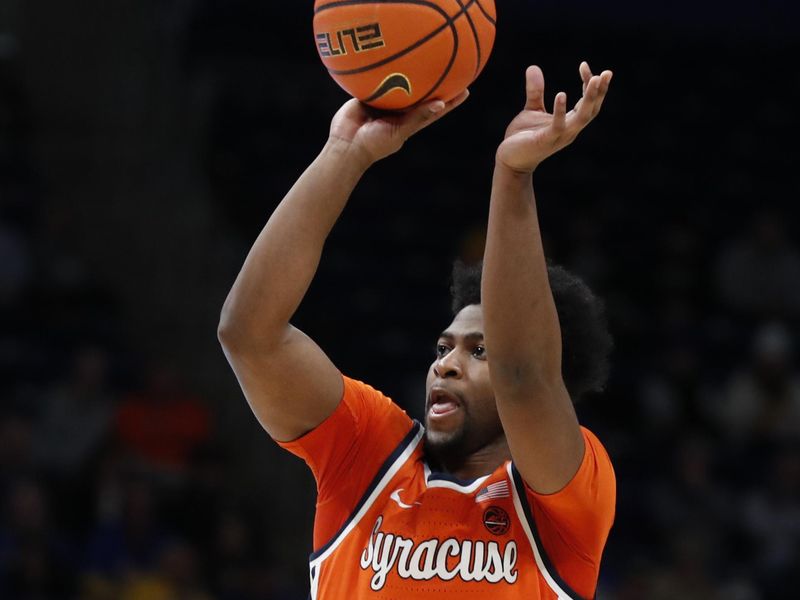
[510, 463, 590, 600]
[426, 469, 480, 486]
[308, 420, 422, 561]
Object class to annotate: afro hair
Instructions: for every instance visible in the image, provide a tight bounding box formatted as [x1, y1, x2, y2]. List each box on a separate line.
[450, 261, 613, 401]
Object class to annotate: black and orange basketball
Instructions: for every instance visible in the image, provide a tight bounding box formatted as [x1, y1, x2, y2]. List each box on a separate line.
[313, 0, 496, 111]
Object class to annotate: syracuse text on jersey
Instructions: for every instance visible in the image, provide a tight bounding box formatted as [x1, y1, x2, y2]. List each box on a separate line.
[360, 515, 519, 591]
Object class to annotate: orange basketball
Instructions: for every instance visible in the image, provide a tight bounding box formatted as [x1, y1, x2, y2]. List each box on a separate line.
[313, 0, 496, 111]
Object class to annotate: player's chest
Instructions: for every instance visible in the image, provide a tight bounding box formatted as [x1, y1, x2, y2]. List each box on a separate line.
[353, 463, 530, 591]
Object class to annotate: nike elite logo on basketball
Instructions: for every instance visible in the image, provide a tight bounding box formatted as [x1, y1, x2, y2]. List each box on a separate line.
[365, 73, 412, 102]
[316, 23, 385, 57]
[360, 516, 519, 591]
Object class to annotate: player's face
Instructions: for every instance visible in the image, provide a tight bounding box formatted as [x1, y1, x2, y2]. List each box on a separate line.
[424, 304, 504, 459]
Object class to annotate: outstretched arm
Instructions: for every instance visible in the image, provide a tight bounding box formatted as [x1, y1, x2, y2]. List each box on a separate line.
[482, 64, 612, 493]
[219, 94, 468, 442]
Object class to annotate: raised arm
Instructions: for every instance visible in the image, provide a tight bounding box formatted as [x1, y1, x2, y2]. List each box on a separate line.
[482, 64, 612, 493]
[218, 94, 468, 442]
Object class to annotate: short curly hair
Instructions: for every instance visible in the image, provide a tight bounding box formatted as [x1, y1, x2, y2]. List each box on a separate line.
[450, 261, 613, 401]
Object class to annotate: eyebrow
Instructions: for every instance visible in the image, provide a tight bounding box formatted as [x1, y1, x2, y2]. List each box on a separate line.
[439, 331, 485, 342]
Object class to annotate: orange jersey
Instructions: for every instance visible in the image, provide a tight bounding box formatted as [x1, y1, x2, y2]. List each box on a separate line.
[279, 376, 616, 599]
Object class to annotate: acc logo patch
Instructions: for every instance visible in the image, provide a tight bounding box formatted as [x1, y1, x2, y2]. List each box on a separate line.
[483, 505, 510, 535]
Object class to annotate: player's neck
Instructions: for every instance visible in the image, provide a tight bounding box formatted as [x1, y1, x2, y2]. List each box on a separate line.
[433, 436, 511, 481]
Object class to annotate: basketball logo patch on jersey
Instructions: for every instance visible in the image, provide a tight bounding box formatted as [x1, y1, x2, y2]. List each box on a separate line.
[360, 515, 519, 591]
[482, 506, 510, 535]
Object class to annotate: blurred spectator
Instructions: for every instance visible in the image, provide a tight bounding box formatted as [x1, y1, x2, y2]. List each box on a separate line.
[115, 365, 212, 474]
[175, 444, 233, 552]
[84, 473, 168, 585]
[638, 340, 711, 436]
[0, 218, 32, 307]
[742, 443, 800, 591]
[648, 435, 732, 535]
[207, 509, 257, 600]
[743, 441, 800, 579]
[713, 323, 800, 443]
[0, 412, 34, 493]
[0, 478, 77, 597]
[33, 344, 115, 475]
[118, 540, 212, 600]
[641, 526, 720, 599]
[715, 211, 800, 320]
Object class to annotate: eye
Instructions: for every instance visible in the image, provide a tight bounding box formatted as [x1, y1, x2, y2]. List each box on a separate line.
[435, 343, 451, 358]
[472, 345, 486, 359]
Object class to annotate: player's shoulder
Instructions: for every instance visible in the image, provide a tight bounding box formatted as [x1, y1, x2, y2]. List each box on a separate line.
[340, 374, 414, 433]
[516, 425, 615, 510]
[343, 375, 392, 401]
[578, 425, 614, 469]
[342, 375, 409, 413]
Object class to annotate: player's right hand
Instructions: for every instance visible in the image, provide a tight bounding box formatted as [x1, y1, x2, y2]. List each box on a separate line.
[496, 63, 612, 174]
[327, 90, 470, 168]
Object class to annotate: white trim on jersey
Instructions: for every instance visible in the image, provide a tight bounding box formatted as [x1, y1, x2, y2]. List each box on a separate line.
[308, 425, 426, 600]
[506, 462, 578, 600]
[423, 462, 492, 493]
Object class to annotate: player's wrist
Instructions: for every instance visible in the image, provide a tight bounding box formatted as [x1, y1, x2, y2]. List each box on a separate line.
[494, 155, 539, 179]
[323, 136, 375, 175]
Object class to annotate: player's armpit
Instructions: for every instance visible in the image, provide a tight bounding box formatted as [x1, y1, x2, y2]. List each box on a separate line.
[220, 324, 344, 442]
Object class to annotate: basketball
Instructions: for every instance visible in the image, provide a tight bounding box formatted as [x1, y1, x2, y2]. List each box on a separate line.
[313, 0, 496, 111]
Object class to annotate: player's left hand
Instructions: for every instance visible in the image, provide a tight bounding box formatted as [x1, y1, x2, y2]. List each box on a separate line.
[496, 62, 613, 173]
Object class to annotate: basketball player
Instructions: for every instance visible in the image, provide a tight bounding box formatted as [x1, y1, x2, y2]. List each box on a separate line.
[218, 62, 615, 599]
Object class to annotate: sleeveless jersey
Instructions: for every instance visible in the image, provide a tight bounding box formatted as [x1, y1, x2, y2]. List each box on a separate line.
[279, 376, 615, 599]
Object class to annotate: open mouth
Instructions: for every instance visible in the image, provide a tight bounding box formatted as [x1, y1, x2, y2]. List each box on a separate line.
[428, 388, 462, 419]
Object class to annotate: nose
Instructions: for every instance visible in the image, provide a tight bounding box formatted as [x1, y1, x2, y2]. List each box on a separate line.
[434, 350, 462, 379]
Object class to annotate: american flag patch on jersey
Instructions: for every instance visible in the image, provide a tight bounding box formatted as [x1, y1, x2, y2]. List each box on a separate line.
[475, 481, 510, 502]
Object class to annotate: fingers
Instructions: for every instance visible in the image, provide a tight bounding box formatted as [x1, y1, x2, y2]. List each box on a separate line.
[403, 89, 470, 136]
[595, 69, 613, 113]
[426, 88, 470, 121]
[552, 92, 568, 132]
[579, 61, 592, 96]
[525, 61, 610, 127]
[443, 88, 471, 113]
[574, 74, 601, 124]
[524, 65, 546, 112]
[567, 68, 613, 130]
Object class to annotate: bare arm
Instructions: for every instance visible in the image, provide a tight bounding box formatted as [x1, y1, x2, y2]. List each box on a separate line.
[218, 94, 469, 442]
[482, 64, 612, 493]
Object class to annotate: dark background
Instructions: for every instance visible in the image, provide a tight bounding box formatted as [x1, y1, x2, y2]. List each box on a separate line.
[2, 0, 800, 598]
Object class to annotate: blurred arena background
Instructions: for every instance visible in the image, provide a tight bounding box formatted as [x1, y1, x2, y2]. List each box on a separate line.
[1, 0, 799, 598]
